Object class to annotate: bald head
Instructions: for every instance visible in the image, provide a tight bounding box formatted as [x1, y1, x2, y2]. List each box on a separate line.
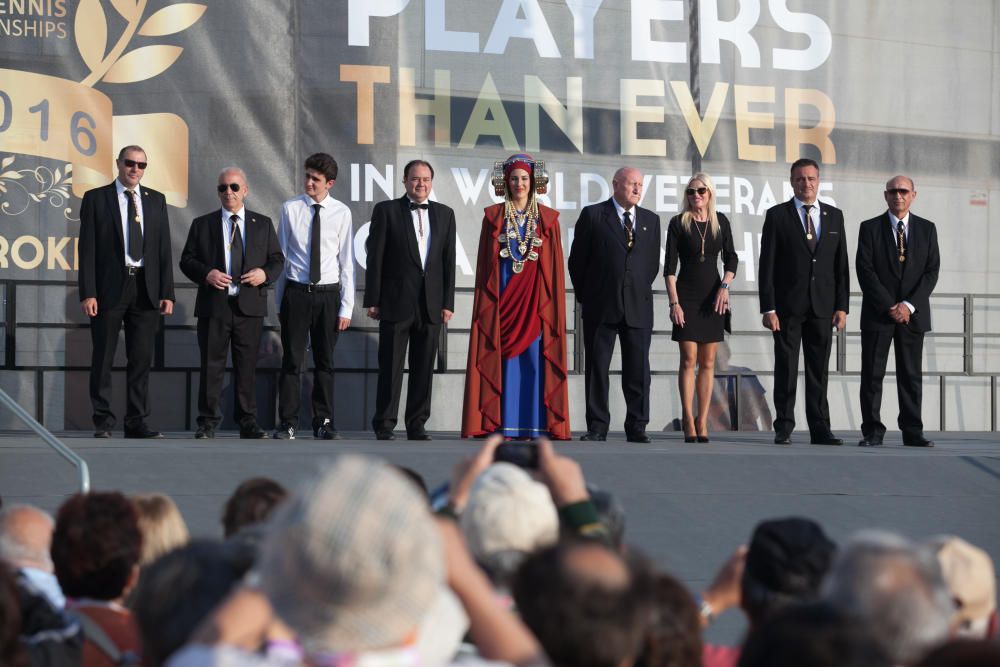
[612, 167, 643, 209]
[0, 505, 55, 571]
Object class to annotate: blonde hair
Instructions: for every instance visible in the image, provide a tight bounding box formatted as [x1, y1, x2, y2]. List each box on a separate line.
[131, 493, 189, 566]
[680, 172, 720, 237]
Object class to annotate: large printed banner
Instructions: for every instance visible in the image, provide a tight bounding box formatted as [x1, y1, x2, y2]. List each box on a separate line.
[0, 1, 993, 285]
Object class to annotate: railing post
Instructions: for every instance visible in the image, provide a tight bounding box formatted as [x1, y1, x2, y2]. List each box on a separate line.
[939, 375, 946, 432]
[964, 295, 974, 374]
[573, 297, 584, 373]
[4, 282, 15, 369]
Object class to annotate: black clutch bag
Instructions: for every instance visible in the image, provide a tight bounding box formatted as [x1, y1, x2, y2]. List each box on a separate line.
[724, 306, 732, 334]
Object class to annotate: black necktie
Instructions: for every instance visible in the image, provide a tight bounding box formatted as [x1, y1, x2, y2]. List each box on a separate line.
[896, 221, 906, 263]
[803, 204, 817, 252]
[126, 189, 143, 262]
[229, 214, 244, 283]
[309, 203, 322, 284]
[623, 210, 634, 249]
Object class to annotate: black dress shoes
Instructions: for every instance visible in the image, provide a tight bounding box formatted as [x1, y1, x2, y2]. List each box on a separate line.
[626, 431, 651, 444]
[810, 433, 843, 446]
[774, 433, 792, 445]
[580, 431, 606, 442]
[407, 432, 432, 441]
[94, 429, 111, 438]
[375, 430, 396, 441]
[195, 426, 215, 439]
[124, 426, 163, 439]
[904, 438, 935, 448]
[240, 424, 268, 439]
[858, 436, 883, 447]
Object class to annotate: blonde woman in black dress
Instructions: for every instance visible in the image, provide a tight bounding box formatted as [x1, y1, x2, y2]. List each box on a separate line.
[664, 173, 738, 442]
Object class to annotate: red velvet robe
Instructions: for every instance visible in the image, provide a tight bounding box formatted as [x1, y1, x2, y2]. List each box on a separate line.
[462, 203, 571, 440]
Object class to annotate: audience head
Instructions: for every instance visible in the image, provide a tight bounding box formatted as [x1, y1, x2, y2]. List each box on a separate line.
[132, 539, 255, 667]
[221, 477, 288, 538]
[927, 535, 997, 639]
[0, 563, 28, 667]
[51, 492, 142, 601]
[634, 572, 702, 667]
[587, 484, 626, 551]
[257, 455, 452, 654]
[915, 639, 1000, 667]
[393, 465, 429, 498]
[459, 462, 559, 588]
[513, 540, 653, 667]
[130, 493, 189, 566]
[737, 601, 891, 667]
[740, 517, 836, 626]
[0, 505, 55, 572]
[824, 529, 954, 665]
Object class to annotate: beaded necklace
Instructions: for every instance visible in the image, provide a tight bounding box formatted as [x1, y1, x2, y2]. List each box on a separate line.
[499, 198, 543, 273]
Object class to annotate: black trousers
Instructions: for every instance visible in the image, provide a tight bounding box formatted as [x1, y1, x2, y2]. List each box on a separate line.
[277, 284, 340, 428]
[582, 318, 651, 435]
[860, 326, 924, 441]
[771, 313, 833, 437]
[89, 270, 160, 430]
[371, 301, 440, 435]
[196, 298, 264, 429]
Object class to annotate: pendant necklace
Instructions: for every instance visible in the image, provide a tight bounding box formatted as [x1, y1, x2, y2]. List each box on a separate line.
[694, 219, 709, 263]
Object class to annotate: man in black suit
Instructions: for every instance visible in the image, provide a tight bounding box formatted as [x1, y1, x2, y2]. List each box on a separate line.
[856, 175, 940, 448]
[179, 167, 284, 439]
[569, 167, 662, 443]
[758, 158, 850, 446]
[78, 145, 175, 438]
[364, 160, 456, 441]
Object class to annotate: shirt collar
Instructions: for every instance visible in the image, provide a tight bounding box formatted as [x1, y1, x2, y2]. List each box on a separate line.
[305, 193, 330, 208]
[222, 206, 246, 222]
[611, 197, 632, 218]
[115, 179, 137, 196]
[888, 211, 909, 227]
[793, 197, 818, 213]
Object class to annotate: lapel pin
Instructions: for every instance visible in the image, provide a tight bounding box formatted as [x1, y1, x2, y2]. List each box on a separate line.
[642, 226, 647, 231]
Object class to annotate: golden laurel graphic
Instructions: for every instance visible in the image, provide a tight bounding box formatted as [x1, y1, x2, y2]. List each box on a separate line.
[0, 1, 206, 212]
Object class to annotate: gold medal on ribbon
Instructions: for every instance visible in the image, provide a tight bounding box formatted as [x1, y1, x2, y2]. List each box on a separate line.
[899, 255, 906, 263]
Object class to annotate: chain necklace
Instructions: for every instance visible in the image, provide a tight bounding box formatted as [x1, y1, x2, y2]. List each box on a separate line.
[693, 219, 709, 263]
[499, 198, 543, 273]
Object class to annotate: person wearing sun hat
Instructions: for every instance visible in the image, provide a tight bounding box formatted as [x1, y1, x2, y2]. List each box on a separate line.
[462, 153, 570, 440]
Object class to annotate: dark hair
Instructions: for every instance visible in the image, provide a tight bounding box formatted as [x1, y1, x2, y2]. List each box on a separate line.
[132, 540, 255, 667]
[221, 478, 288, 538]
[916, 639, 1000, 667]
[51, 492, 142, 600]
[0, 563, 28, 667]
[635, 573, 702, 667]
[512, 541, 652, 667]
[304, 153, 338, 181]
[738, 602, 890, 667]
[117, 145, 146, 160]
[403, 160, 434, 180]
[790, 158, 819, 175]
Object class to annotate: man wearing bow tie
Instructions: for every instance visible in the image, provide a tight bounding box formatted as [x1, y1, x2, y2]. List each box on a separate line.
[364, 160, 456, 441]
[856, 176, 940, 448]
[759, 158, 850, 446]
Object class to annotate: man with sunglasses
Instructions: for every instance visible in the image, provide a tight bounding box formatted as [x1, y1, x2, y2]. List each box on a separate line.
[758, 158, 850, 446]
[78, 145, 176, 438]
[856, 176, 940, 448]
[180, 168, 284, 439]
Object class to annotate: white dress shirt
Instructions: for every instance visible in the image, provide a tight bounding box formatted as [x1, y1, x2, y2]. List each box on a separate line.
[116, 178, 144, 268]
[794, 197, 821, 238]
[277, 193, 355, 319]
[408, 198, 430, 268]
[221, 207, 246, 296]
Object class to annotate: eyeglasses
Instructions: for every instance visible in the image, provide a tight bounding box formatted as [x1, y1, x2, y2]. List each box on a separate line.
[886, 188, 911, 196]
[122, 159, 147, 169]
[217, 183, 241, 193]
[685, 187, 708, 196]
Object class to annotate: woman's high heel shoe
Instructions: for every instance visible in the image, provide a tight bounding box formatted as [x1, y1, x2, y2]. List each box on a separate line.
[683, 419, 697, 443]
[697, 435, 710, 443]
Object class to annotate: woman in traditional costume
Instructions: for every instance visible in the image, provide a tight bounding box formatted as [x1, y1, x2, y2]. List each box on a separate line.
[462, 154, 570, 440]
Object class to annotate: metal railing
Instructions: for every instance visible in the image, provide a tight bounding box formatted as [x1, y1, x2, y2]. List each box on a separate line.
[2, 280, 999, 431]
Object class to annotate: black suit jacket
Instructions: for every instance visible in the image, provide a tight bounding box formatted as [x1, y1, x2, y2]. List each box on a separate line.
[78, 181, 175, 307]
[179, 209, 284, 318]
[758, 199, 850, 318]
[856, 213, 939, 333]
[363, 196, 456, 324]
[568, 199, 662, 328]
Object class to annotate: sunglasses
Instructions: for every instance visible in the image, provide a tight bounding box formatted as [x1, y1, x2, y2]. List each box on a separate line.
[122, 159, 147, 169]
[217, 183, 241, 193]
[685, 187, 708, 196]
[886, 188, 911, 196]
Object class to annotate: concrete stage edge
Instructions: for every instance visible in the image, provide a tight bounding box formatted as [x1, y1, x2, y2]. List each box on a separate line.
[2, 429, 999, 645]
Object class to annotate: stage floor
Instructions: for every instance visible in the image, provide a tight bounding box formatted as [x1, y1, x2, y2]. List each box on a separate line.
[2, 429, 999, 645]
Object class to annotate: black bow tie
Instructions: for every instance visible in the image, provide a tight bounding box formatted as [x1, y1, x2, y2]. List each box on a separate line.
[409, 202, 429, 210]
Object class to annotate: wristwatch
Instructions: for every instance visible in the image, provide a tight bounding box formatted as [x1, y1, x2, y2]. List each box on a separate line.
[720, 282, 730, 290]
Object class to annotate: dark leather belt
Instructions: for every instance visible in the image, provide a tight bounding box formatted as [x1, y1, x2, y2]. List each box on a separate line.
[286, 280, 339, 293]
[125, 266, 144, 276]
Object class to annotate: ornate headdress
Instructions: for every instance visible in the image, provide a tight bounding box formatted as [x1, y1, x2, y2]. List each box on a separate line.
[491, 153, 549, 197]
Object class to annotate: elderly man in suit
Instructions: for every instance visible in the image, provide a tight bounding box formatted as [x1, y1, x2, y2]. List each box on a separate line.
[759, 158, 850, 446]
[364, 160, 456, 441]
[78, 145, 175, 439]
[569, 167, 662, 443]
[856, 176, 940, 448]
[180, 167, 284, 439]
